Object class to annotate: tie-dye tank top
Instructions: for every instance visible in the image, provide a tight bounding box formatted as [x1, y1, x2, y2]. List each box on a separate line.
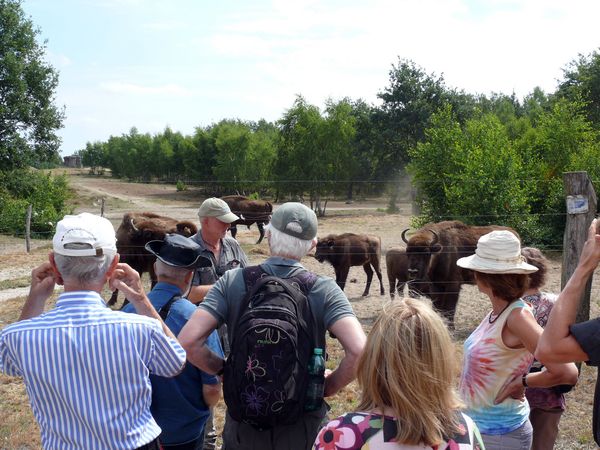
[460, 299, 534, 435]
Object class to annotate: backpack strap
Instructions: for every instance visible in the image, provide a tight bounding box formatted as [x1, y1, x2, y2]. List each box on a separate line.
[158, 293, 182, 320]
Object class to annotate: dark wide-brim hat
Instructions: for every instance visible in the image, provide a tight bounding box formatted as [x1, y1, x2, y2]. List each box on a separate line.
[145, 234, 212, 269]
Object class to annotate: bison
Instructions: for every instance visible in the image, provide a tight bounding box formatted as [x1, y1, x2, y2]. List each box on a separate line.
[315, 233, 384, 297]
[401, 220, 517, 326]
[221, 195, 272, 244]
[386, 247, 430, 300]
[106, 212, 198, 307]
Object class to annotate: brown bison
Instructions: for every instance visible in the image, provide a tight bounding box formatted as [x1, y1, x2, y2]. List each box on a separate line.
[386, 247, 430, 300]
[107, 212, 198, 307]
[221, 195, 273, 244]
[401, 220, 517, 326]
[315, 233, 384, 297]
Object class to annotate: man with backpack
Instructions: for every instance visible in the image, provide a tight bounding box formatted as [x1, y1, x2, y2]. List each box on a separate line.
[123, 234, 224, 449]
[179, 202, 366, 450]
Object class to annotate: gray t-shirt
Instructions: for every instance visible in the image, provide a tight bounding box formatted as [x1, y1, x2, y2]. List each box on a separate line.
[189, 233, 249, 286]
[198, 256, 355, 341]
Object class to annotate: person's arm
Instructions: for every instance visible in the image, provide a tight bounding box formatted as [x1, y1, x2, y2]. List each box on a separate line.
[178, 308, 223, 374]
[202, 383, 221, 408]
[495, 307, 578, 403]
[187, 284, 213, 303]
[323, 315, 366, 397]
[109, 263, 177, 341]
[19, 262, 57, 321]
[536, 219, 600, 364]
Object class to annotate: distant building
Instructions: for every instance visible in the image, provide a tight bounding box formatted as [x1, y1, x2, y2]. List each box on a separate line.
[63, 155, 82, 168]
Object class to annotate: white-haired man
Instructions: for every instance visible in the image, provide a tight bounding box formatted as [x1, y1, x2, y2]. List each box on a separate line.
[0, 213, 186, 450]
[179, 202, 366, 450]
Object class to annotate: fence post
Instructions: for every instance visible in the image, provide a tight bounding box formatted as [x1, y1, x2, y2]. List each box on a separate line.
[101, 198, 105, 217]
[561, 171, 597, 324]
[25, 204, 32, 253]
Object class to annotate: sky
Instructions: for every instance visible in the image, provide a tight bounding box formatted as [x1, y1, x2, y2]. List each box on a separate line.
[21, 0, 600, 156]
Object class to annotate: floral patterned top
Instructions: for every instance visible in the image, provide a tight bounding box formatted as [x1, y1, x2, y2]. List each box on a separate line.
[523, 292, 566, 411]
[312, 411, 484, 449]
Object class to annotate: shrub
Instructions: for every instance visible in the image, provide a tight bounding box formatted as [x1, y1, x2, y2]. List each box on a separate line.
[176, 180, 187, 191]
[0, 169, 71, 237]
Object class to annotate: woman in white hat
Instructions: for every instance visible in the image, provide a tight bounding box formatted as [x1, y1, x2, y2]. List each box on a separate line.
[456, 230, 578, 450]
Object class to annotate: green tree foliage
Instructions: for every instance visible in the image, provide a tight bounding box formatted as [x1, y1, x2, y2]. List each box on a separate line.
[276, 96, 356, 215]
[373, 58, 477, 180]
[556, 49, 600, 126]
[0, 0, 64, 170]
[0, 168, 71, 235]
[409, 107, 533, 235]
[410, 99, 600, 246]
[78, 141, 107, 174]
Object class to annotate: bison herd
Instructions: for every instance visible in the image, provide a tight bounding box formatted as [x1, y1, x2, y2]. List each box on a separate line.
[108, 198, 518, 328]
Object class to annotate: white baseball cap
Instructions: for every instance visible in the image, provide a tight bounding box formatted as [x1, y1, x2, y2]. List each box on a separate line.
[53, 213, 117, 257]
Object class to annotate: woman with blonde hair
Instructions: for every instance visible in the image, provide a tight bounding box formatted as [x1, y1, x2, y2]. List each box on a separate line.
[457, 231, 578, 450]
[313, 297, 484, 449]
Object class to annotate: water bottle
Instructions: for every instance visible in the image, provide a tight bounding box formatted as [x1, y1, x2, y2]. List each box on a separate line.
[305, 348, 326, 411]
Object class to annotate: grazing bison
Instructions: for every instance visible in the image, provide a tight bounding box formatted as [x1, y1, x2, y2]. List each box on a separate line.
[107, 212, 198, 307]
[221, 195, 272, 244]
[315, 233, 384, 297]
[401, 220, 517, 326]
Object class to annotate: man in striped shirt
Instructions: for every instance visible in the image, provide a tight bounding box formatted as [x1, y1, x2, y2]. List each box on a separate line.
[0, 213, 187, 450]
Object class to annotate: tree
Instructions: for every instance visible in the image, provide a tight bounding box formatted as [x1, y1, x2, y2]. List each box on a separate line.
[0, 0, 64, 170]
[408, 106, 533, 236]
[78, 141, 107, 174]
[276, 96, 357, 215]
[372, 58, 460, 179]
[556, 49, 600, 126]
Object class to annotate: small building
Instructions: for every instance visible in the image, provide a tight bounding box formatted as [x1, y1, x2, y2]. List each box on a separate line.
[63, 155, 82, 168]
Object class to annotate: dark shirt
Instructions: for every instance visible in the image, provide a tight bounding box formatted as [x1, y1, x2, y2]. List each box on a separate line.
[571, 318, 600, 446]
[123, 282, 223, 445]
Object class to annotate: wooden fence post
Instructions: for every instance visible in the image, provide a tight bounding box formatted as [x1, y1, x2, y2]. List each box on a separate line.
[562, 171, 597, 324]
[101, 198, 105, 217]
[25, 204, 32, 253]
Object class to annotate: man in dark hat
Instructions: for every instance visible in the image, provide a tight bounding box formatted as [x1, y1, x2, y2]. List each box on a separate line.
[123, 234, 224, 450]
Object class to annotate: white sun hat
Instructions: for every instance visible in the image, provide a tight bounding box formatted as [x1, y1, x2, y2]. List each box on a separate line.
[456, 230, 538, 274]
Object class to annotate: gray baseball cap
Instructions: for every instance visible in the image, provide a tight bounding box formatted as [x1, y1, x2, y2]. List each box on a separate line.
[270, 202, 317, 240]
[198, 198, 239, 223]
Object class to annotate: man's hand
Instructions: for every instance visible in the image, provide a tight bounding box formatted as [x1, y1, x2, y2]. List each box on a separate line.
[19, 261, 58, 320]
[109, 263, 146, 305]
[29, 262, 57, 301]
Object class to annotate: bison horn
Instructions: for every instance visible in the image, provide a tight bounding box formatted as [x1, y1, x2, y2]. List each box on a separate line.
[131, 218, 139, 232]
[428, 229, 439, 245]
[401, 228, 410, 244]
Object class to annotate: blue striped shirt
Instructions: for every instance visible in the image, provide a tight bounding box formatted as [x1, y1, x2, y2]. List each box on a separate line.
[0, 290, 186, 450]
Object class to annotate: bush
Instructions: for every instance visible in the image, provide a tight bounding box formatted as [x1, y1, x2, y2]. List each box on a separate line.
[0, 169, 71, 237]
[176, 180, 187, 191]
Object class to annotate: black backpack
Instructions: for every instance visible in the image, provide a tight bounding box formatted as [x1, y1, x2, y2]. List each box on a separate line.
[223, 265, 321, 430]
